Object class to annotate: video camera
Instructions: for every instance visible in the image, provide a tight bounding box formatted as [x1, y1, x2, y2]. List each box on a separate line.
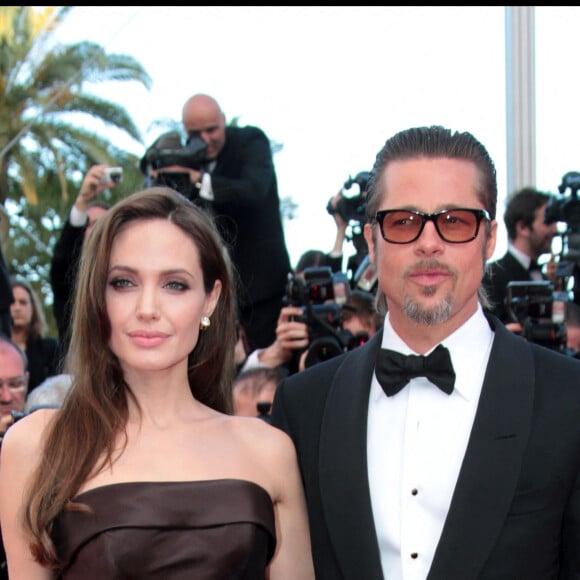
[284, 266, 365, 367]
[140, 131, 208, 199]
[507, 280, 567, 352]
[544, 171, 580, 303]
[545, 171, 580, 232]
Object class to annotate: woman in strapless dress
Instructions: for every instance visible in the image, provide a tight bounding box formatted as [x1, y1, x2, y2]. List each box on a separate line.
[0, 187, 315, 579]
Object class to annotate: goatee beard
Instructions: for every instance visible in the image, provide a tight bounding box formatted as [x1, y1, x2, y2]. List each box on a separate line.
[403, 287, 453, 325]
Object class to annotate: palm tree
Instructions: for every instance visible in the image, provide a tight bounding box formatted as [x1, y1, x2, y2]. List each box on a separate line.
[0, 6, 153, 335]
[0, 6, 152, 206]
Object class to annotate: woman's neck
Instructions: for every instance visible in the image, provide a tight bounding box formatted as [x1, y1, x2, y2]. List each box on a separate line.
[11, 326, 28, 349]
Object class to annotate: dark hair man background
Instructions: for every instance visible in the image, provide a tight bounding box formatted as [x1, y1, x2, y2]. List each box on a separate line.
[482, 186, 558, 327]
[150, 94, 292, 352]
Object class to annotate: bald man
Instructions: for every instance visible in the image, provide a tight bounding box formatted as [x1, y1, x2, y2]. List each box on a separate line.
[172, 94, 292, 351]
[0, 339, 28, 580]
[0, 338, 28, 441]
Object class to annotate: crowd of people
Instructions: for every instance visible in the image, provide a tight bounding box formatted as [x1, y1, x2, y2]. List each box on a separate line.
[0, 99, 579, 578]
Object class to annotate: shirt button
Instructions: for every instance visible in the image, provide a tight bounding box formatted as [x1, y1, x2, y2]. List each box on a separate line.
[411, 553, 418, 559]
[411, 488, 418, 495]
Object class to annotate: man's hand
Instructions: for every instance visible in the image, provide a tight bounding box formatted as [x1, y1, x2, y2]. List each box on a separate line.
[0, 413, 14, 444]
[505, 321, 523, 335]
[75, 164, 117, 213]
[257, 305, 310, 367]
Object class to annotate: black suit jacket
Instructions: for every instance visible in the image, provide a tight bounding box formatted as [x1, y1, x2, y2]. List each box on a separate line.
[25, 335, 62, 393]
[271, 316, 580, 579]
[204, 125, 291, 309]
[49, 220, 86, 352]
[0, 244, 13, 337]
[482, 252, 539, 323]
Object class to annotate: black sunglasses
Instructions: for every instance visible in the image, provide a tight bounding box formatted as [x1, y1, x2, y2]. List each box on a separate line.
[374, 208, 491, 244]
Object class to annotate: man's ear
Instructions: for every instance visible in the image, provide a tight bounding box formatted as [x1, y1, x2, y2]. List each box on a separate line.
[486, 220, 498, 261]
[516, 219, 531, 237]
[363, 223, 376, 263]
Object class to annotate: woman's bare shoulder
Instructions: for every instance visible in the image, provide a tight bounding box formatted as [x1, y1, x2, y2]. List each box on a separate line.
[227, 415, 298, 465]
[1, 408, 58, 458]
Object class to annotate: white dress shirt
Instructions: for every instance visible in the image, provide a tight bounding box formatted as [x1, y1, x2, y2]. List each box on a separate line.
[198, 160, 217, 201]
[367, 305, 494, 580]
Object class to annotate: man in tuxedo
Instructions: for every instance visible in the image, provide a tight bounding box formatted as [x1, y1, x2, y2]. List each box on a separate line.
[482, 187, 558, 325]
[271, 125, 580, 579]
[152, 93, 291, 352]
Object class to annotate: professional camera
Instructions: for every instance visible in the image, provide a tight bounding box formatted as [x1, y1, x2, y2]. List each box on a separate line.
[544, 171, 580, 231]
[326, 171, 370, 223]
[326, 170, 374, 288]
[544, 171, 580, 302]
[284, 266, 360, 367]
[140, 131, 208, 198]
[506, 280, 567, 352]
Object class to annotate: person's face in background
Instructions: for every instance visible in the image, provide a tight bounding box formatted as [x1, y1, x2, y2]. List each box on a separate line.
[182, 97, 226, 161]
[233, 378, 277, 418]
[527, 202, 558, 257]
[341, 311, 375, 338]
[0, 345, 28, 422]
[365, 157, 497, 333]
[10, 285, 32, 333]
[84, 205, 109, 240]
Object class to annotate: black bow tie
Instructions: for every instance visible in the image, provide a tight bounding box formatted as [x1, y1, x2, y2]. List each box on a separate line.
[528, 259, 540, 273]
[375, 344, 456, 397]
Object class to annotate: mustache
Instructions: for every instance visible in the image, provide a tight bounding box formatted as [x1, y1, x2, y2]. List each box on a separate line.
[405, 259, 453, 274]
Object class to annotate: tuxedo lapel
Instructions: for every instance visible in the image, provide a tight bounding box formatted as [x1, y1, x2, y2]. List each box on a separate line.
[319, 332, 385, 579]
[428, 320, 535, 579]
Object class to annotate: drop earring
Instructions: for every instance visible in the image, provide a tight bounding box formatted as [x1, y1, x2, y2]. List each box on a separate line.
[200, 316, 211, 330]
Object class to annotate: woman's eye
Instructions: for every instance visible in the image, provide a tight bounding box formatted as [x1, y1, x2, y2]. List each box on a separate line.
[165, 280, 189, 291]
[109, 277, 134, 289]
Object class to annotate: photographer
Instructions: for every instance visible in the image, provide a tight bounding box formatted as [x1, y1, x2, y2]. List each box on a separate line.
[482, 186, 558, 329]
[49, 165, 114, 353]
[146, 94, 291, 352]
[233, 366, 288, 422]
[240, 269, 380, 376]
[326, 171, 372, 285]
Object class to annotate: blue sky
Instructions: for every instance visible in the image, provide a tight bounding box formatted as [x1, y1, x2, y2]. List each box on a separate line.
[54, 6, 580, 267]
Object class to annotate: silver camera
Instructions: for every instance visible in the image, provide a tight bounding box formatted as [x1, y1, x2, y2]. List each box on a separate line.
[102, 166, 123, 185]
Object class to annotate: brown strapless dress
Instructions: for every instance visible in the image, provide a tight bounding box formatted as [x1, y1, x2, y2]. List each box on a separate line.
[51, 479, 276, 579]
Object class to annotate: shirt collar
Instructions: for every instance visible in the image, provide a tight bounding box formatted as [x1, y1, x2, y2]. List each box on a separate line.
[508, 243, 532, 270]
[380, 305, 494, 401]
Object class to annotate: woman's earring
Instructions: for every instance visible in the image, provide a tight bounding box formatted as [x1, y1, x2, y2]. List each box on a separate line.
[200, 316, 211, 330]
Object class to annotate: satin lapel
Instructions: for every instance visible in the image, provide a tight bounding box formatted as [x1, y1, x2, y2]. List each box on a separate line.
[319, 331, 385, 579]
[429, 320, 534, 579]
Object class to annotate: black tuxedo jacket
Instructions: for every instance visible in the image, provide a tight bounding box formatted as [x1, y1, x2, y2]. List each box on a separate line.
[271, 315, 580, 579]
[482, 252, 539, 323]
[203, 125, 291, 309]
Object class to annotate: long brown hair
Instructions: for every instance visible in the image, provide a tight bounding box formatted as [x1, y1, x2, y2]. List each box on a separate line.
[23, 187, 238, 567]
